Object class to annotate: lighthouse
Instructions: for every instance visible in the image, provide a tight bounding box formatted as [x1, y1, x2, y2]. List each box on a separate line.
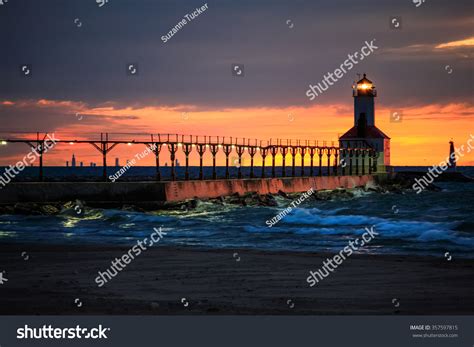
[339, 74, 390, 173]
[448, 140, 456, 171]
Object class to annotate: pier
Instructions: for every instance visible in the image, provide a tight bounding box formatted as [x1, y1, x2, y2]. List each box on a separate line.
[0, 131, 380, 203]
[0, 131, 378, 182]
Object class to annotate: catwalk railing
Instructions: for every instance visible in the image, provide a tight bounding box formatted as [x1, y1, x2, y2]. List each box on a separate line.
[0, 132, 379, 181]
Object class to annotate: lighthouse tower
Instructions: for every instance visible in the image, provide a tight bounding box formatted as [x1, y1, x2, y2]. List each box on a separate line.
[339, 74, 390, 173]
[353, 73, 376, 127]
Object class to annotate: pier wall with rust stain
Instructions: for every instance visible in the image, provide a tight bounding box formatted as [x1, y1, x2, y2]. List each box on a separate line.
[163, 175, 374, 202]
[0, 175, 376, 203]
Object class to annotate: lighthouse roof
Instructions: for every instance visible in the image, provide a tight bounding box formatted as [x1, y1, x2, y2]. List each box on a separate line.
[357, 73, 372, 85]
[340, 125, 390, 139]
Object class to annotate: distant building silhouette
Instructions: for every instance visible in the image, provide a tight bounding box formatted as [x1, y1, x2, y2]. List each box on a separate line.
[80, 162, 83, 167]
[71, 154, 76, 167]
[115, 158, 120, 167]
[175, 159, 180, 166]
[66, 161, 69, 167]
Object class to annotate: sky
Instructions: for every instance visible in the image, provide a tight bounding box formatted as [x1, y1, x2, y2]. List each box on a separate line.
[0, 0, 473, 166]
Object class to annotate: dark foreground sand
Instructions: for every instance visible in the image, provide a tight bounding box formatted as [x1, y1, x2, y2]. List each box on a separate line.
[0, 244, 472, 315]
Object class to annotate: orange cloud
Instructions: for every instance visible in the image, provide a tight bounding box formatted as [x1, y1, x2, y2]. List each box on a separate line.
[381, 36, 474, 60]
[0, 99, 473, 168]
[436, 36, 474, 49]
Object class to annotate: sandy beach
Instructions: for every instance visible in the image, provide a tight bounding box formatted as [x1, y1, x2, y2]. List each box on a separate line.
[0, 244, 472, 315]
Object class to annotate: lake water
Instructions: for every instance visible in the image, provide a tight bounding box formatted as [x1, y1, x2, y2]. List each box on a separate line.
[0, 166, 473, 258]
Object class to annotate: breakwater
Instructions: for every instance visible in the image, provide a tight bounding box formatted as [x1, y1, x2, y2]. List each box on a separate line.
[0, 175, 377, 204]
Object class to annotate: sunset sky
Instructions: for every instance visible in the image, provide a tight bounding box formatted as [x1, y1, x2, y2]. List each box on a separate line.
[1, 0, 473, 166]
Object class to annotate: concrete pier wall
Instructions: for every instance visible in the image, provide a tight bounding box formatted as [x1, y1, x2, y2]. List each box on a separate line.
[0, 182, 167, 203]
[164, 175, 374, 202]
[0, 175, 374, 203]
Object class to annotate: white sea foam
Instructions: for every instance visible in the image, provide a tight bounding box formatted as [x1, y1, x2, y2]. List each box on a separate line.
[283, 208, 381, 226]
[246, 207, 472, 247]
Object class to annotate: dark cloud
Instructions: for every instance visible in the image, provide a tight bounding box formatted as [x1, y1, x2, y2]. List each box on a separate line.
[0, 0, 472, 109]
[0, 101, 141, 133]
